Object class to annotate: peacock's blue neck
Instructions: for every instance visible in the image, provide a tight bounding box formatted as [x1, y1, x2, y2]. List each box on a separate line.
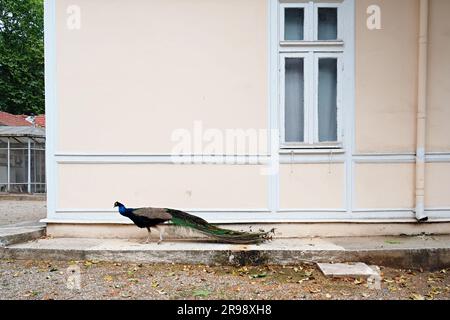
[118, 205, 132, 216]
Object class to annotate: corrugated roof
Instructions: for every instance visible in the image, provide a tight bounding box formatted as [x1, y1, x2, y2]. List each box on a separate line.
[0, 126, 45, 138]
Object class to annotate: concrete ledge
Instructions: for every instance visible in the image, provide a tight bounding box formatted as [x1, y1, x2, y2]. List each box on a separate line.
[46, 222, 450, 239]
[0, 223, 46, 247]
[1, 235, 450, 270]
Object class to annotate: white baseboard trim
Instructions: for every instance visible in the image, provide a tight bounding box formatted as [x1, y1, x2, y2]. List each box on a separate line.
[44, 209, 450, 225]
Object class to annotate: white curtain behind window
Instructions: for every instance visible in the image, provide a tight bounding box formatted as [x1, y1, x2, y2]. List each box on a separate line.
[318, 58, 337, 142]
[285, 58, 304, 142]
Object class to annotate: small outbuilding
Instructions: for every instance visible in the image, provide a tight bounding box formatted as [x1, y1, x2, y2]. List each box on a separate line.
[0, 126, 46, 194]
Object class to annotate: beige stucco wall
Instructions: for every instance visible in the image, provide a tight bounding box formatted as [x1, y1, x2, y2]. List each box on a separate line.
[355, 0, 419, 154]
[427, 0, 450, 152]
[355, 163, 415, 209]
[425, 163, 450, 208]
[57, 164, 267, 210]
[50, 0, 450, 231]
[56, 0, 268, 154]
[279, 164, 345, 209]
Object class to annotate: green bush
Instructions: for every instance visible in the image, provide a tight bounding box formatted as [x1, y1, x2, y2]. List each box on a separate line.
[0, 0, 44, 115]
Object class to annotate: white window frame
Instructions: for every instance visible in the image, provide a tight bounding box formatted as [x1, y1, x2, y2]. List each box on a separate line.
[279, 52, 312, 146]
[280, 2, 311, 42]
[313, 52, 343, 145]
[313, 2, 343, 41]
[278, 0, 349, 150]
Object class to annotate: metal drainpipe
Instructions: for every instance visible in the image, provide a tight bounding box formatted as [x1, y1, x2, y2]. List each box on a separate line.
[415, 0, 429, 222]
[28, 138, 31, 194]
[7, 138, 10, 192]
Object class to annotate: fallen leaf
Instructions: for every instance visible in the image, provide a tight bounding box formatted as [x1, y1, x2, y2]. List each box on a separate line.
[298, 277, 310, 284]
[193, 289, 211, 297]
[410, 293, 425, 300]
[151, 281, 159, 288]
[304, 270, 314, 277]
[388, 285, 397, 292]
[430, 287, 442, 295]
[385, 240, 402, 245]
[103, 275, 113, 282]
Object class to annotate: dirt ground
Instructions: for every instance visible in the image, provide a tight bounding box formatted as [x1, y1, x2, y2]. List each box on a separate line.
[0, 201, 46, 226]
[0, 260, 448, 300]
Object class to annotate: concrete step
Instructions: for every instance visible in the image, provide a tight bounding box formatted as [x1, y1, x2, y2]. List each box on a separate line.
[0, 222, 46, 247]
[1, 235, 449, 270]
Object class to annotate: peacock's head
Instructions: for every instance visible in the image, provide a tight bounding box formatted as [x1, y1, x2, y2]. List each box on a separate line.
[113, 201, 124, 208]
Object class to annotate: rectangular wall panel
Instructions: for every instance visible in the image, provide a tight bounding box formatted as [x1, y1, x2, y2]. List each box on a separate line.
[55, 0, 268, 154]
[427, 0, 450, 152]
[425, 163, 450, 208]
[279, 163, 345, 209]
[355, 0, 419, 153]
[355, 163, 415, 209]
[57, 164, 268, 210]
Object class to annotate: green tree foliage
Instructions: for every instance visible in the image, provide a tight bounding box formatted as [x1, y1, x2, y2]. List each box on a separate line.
[0, 0, 44, 115]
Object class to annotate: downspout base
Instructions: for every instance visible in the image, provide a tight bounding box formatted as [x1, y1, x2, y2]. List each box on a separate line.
[415, 202, 428, 222]
[416, 216, 429, 223]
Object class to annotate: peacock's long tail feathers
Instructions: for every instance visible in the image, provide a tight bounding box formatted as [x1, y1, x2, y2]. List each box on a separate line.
[167, 209, 274, 244]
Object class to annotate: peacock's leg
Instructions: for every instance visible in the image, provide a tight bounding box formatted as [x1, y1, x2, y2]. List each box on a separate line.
[156, 226, 164, 245]
[145, 227, 151, 244]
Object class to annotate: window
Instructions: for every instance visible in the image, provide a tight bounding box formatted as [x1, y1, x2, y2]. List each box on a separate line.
[279, 1, 347, 148]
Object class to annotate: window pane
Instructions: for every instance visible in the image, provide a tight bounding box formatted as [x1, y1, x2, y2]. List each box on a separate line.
[318, 8, 338, 40]
[31, 149, 46, 184]
[10, 149, 28, 184]
[32, 184, 46, 194]
[318, 58, 338, 142]
[0, 149, 7, 187]
[9, 184, 27, 193]
[285, 58, 304, 143]
[285, 8, 304, 41]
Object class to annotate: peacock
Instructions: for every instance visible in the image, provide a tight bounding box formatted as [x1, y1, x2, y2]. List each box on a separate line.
[114, 202, 273, 244]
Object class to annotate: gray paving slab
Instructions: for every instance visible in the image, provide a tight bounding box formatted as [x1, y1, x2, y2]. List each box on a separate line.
[318, 262, 377, 278]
